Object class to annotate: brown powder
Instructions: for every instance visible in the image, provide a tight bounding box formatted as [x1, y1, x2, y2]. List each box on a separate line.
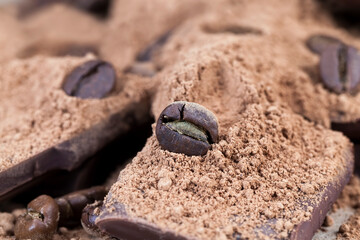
[17, 4, 105, 59]
[100, 0, 208, 71]
[0, 5, 25, 64]
[0, 0, 358, 239]
[104, 32, 352, 239]
[0, 54, 152, 172]
[153, 0, 360, 127]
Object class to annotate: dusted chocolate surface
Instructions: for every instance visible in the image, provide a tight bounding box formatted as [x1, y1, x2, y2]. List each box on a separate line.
[151, 0, 360, 127]
[0, 56, 151, 171]
[0, 0, 359, 239]
[99, 36, 353, 239]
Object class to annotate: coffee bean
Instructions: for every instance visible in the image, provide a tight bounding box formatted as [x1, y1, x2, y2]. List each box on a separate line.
[14, 195, 59, 240]
[320, 43, 360, 94]
[14, 186, 107, 240]
[62, 60, 116, 99]
[155, 101, 219, 156]
[306, 35, 343, 54]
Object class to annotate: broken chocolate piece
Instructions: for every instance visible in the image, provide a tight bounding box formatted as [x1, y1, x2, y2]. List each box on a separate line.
[95, 203, 191, 240]
[18, 0, 111, 19]
[89, 148, 354, 240]
[136, 30, 173, 62]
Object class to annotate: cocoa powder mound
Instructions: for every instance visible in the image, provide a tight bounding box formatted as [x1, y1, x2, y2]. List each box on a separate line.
[153, 0, 360, 127]
[0, 55, 152, 172]
[104, 38, 352, 239]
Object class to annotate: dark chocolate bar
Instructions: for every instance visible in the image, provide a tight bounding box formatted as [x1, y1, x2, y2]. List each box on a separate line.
[0, 100, 150, 201]
[92, 147, 353, 240]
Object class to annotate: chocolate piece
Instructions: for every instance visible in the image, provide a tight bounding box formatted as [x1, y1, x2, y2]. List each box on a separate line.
[156, 101, 219, 156]
[202, 24, 263, 35]
[18, 0, 111, 19]
[319, 44, 360, 94]
[62, 60, 116, 99]
[0, 99, 151, 200]
[331, 120, 360, 141]
[136, 30, 173, 62]
[81, 147, 354, 240]
[306, 35, 343, 55]
[14, 195, 59, 240]
[18, 43, 98, 59]
[95, 203, 191, 240]
[125, 62, 157, 77]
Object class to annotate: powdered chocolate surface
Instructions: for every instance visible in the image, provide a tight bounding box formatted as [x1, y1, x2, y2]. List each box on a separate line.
[0, 0, 358, 239]
[104, 34, 353, 239]
[152, 0, 360, 126]
[0, 54, 152, 172]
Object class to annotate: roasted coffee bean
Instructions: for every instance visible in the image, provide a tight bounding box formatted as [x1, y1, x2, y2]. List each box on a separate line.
[14, 186, 107, 240]
[14, 195, 59, 240]
[306, 35, 343, 54]
[56, 186, 108, 227]
[320, 44, 360, 94]
[62, 60, 116, 99]
[155, 101, 219, 156]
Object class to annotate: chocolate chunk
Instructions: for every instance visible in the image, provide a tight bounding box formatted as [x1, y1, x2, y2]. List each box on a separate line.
[18, 0, 111, 19]
[18, 43, 98, 59]
[86, 147, 354, 239]
[0, 100, 151, 200]
[136, 30, 173, 62]
[95, 203, 190, 240]
[331, 120, 360, 141]
[62, 60, 116, 99]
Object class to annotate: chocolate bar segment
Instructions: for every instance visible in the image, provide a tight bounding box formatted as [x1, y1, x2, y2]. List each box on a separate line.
[93, 147, 353, 240]
[96, 203, 193, 240]
[0, 100, 151, 200]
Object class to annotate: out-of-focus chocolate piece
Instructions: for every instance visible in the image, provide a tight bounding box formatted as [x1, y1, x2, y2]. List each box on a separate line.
[136, 30, 173, 62]
[18, 0, 111, 19]
[18, 42, 98, 59]
[331, 120, 360, 141]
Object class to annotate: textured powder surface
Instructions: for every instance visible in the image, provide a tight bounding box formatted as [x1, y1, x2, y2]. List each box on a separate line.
[17, 4, 105, 59]
[0, 0, 358, 239]
[0, 54, 152, 172]
[152, 0, 360, 127]
[100, 0, 208, 71]
[104, 33, 353, 239]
